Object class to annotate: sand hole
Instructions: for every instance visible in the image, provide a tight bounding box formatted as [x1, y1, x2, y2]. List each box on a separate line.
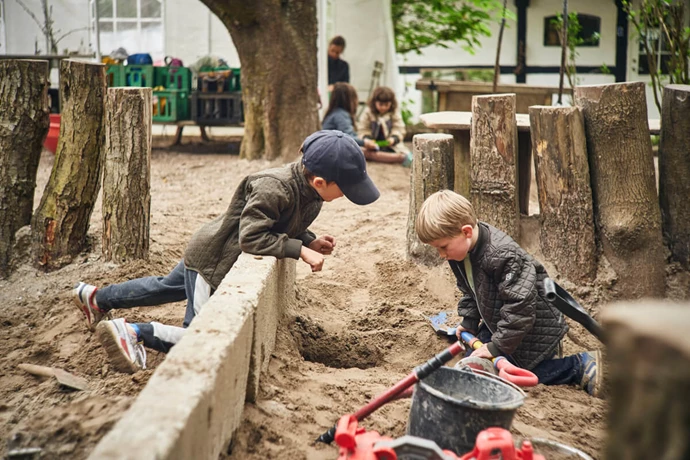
[289, 316, 383, 369]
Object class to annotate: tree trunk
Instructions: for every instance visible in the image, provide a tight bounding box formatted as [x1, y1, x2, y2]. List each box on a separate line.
[32, 60, 106, 270]
[470, 93, 519, 240]
[659, 84, 690, 269]
[102, 88, 152, 263]
[602, 302, 690, 460]
[529, 106, 597, 284]
[575, 82, 665, 299]
[407, 133, 454, 266]
[199, 0, 320, 161]
[0, 60, 50, 278]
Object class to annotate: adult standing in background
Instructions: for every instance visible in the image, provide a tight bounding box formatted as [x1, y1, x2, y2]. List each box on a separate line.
[328, 36, 350, 91]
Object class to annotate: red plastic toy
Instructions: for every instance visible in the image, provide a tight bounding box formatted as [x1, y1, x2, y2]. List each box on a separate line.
[43, 114, 60, 154]
[459, 428, 545, 460]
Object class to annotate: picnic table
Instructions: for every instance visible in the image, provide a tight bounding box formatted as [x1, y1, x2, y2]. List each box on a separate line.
[419, 111, 661, 214]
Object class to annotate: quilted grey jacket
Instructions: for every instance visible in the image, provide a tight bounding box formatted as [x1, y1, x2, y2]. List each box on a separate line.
[184, 162, 322, 290]
[451, 222, 568, 370]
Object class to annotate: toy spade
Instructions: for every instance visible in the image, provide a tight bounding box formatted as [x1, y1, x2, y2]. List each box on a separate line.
[19, 363, 89, 391]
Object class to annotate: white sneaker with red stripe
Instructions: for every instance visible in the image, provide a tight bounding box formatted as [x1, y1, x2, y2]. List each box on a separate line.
[96, 318, 147, 374]
[73, 282, 106, 331]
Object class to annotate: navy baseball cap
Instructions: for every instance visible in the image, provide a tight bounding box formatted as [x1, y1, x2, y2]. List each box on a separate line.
[302, 130, 380, 205]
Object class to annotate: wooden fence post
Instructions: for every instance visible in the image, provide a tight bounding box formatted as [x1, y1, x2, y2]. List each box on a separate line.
[602, 302, 690, 460]
[0, 60, 50, 277]
[470, 93, 519, 240]
[407, 133, 454, 265]
[529, 106, 597, 284]
[659, 84, 690, 270]
[31, 60, 106, 270]
[102, 88, 152, 262]
[575, 82, 665, 298]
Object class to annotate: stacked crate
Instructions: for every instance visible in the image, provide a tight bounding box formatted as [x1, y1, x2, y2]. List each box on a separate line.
[192, 68, 243, 125]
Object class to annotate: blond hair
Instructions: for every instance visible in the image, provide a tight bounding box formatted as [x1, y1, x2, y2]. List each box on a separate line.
[416, 190, 477, 243]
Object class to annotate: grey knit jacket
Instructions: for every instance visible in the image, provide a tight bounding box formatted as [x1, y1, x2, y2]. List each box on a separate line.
[184, 162, 322, 289]
[451, 222, 568, 370]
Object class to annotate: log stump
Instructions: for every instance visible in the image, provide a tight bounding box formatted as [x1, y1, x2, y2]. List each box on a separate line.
[602, 302, 690, 460]
[102, 88, 152, 262]
[31, 60, 106, 270]
[407, 133, 454, 266]
[529, 106, 597, 284]
[659, 84, 690, 270]
[470, 94, 519, 240]
[0, 60, 50, 277]
[575, 82, 665, 299]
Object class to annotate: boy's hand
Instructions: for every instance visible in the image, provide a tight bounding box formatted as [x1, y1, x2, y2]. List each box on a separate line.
[309, 235, 336, 255]
[300, 246, 324, 272]
[470, 344, 494, 359]
[454, 325, 476, 341]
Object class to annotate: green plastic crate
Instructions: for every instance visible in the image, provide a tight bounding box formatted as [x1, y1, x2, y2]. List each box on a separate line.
[106, 64, 125, 87]
[152, 90, 190, 122]
[125, 64, 154, 87]
[154, 66, 191, 91]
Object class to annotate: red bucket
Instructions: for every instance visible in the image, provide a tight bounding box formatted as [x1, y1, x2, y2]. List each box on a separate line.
[44, 114, 61, 154]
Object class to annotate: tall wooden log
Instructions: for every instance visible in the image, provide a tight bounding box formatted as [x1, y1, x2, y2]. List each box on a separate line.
[0, 60, 50, 278]
[31, 60, 106, 270]
[102, 88, 152, 262]
[529, 106, 597, 284]
[407, 133, 454, 266]
[659, 84, 690, 270]
[470, 93, 519, 240]
[602, 302, 690, 460]
[575, 82, 665, 299]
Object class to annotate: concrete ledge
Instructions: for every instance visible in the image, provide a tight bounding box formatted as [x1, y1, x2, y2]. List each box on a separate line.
[89, 254, 295, 459]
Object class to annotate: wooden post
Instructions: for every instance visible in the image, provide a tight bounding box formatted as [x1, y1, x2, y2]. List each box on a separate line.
[470, 93, 519, 240]
[659, 84, 690, 270]
[407, 133, 454, 265]
[31, 60, 106, 270]
[453, 131, 471, 198]
[601, 302, 690, 460]
[102, 88, 152, 262]
[529, 106, 597, 284]
[0, 60, 50, 278]
[575, 82, 665, 299]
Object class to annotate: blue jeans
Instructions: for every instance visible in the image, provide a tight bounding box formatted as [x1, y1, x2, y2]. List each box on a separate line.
[470, 325, 583, 386]
[95, 260, 212, 352]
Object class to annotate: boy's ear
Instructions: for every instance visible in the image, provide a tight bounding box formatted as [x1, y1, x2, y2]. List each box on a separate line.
[311, 176, 327, 189]
[460, 224, 474, 238]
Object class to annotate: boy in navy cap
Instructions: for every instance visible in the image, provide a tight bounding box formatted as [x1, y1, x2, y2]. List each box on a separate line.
[72, 130, 379, 373]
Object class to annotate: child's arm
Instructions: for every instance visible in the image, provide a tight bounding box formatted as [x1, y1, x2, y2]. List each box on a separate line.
[485, 248, 538, 357]
[356, 109, 373, 139]
[388, 110, 407, 146]
[457, 295, 481, 333]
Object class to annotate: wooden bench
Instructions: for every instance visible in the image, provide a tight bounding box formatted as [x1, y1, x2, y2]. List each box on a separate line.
[154, 120, 243, 146]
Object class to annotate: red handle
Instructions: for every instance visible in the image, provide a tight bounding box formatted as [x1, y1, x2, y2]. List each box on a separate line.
[495, 357, 538, 387]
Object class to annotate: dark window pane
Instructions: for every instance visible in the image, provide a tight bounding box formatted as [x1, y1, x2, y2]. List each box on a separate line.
[544, 15, 560, 46]
[140, 0, 161, 18]
[543, 14, 600, 47]
[116, 0, 137, 18]
[660, 54, 672, 74]
[638, 54, 650, 74]
[98, 0, 113, 18]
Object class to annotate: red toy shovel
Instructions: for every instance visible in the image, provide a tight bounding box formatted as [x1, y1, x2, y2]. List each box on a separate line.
[460, 332, 538, 387]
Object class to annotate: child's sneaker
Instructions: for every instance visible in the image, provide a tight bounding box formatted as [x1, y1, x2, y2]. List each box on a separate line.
[402, 151, 413, 168]
[96, 318, 147, 374]
[579, 350, 602, 397]
[73, 282, 106, 330]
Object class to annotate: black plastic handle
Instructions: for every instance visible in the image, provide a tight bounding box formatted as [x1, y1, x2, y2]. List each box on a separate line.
[544, 278, 605, 343]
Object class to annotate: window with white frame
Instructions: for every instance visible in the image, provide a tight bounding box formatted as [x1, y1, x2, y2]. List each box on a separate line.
[93, 0, 164, 60]
[638, 28, 672, 75]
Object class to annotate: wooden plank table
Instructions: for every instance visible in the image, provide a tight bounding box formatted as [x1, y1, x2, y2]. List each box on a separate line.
[420, 111, 661, 214]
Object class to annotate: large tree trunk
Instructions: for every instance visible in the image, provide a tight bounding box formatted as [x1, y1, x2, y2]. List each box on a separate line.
[575, 82, 665, 299]
[32, 60, 106, 270]
[602, 302, 690, 460]
[529, 106, 597, 284]
[102, 88, 152, 263]
[0, 60, 50, 278]
[470, 93, 519, 240]
[407, 133, 454, 266]
[659, 84, 690, 270]
[200, 0, 320, 161]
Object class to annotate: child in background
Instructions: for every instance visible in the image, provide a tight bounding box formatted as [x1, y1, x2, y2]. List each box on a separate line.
[73, 131, 380, 374]
[415, 190, 602, 397]
[322, 82, 379, 152]
[357, 86, 412, 166]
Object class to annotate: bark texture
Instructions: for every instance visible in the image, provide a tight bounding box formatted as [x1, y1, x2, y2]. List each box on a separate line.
[199, 0, 320, 161]
[529, 106, 596, 284]
[470, 94, 519, 240]
[31, 60, 106, 270]
[575, 82, 665, 299]
[659, 84, 690, 269]
[0, 60, 50, 277]
[102, 88, 152, 262]
[602, 302, 690, 460]
[407, 134, 454, 266]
